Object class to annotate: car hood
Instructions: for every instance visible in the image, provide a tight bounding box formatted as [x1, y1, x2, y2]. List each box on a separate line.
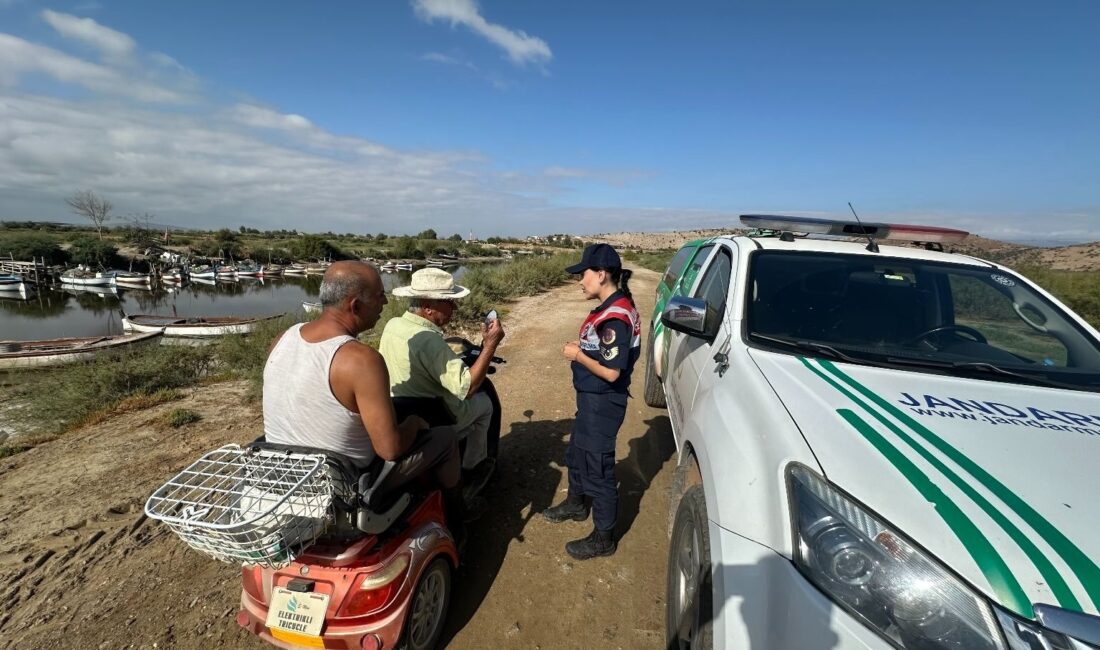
[751, 350, 1100, 618]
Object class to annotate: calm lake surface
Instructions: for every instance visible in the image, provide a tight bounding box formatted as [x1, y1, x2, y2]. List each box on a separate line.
[0, 267, 472, 341]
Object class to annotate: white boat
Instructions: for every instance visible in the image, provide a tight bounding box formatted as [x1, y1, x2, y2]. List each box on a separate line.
[395, 263, 414, 271]
[215, 265, 237, 278]
[0, 332, 163, 369]
[190, 276, 216, 286]
[122, 312, 285, 337]
[302, 301, 321, 314]
[0, 274, 35, 298]
[380, 263, 397, 272]
[235, 262, 265, 278]
[304, 264, 327, 276]
[189, 265, 216, 280]
[425, 260, 445, 268]
[106, 270, 152, 285]
[263, 264, 285, 277]
[61, 268, 114, 286]
[283, 264, 307, 277]
[161, 268, 187, 282]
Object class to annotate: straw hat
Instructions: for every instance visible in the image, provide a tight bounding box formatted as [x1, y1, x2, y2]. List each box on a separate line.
[392, 267, 470, 299]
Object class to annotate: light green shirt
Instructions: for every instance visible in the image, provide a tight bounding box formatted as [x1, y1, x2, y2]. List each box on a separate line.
[379, 312, 473, 421]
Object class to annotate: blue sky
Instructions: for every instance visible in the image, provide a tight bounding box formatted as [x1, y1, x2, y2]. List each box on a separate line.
[0, 1, 1097, 243]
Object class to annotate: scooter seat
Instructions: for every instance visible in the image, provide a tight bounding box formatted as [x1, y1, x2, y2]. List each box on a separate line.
[247, 438, 412, 536]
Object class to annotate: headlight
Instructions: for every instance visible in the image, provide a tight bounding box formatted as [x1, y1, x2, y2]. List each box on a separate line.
[789, 465, 1005, 649]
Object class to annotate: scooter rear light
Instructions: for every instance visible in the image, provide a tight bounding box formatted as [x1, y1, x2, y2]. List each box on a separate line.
[340, 553, 410, 617]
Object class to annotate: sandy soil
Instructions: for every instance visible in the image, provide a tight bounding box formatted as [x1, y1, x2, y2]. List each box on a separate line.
[0, 268, 675, 650]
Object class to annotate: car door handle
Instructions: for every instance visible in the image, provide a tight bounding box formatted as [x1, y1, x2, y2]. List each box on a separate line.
[712, 351, 729, 377]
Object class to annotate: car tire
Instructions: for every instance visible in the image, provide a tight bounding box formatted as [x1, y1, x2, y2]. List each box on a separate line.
[666, 485, 714, 650]
[643, 331, 667, 408]
[399, 556, 451, 650]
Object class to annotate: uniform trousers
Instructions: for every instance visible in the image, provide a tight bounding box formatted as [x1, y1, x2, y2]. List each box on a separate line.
[566, 391, 628, 532]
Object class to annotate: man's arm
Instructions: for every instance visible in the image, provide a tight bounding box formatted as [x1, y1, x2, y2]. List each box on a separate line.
[334, 343, 423, 461]
[465, 318, 504, 398]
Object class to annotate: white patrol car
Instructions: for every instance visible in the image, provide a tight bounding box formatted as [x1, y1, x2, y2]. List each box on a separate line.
[653, 215, 1100, 650]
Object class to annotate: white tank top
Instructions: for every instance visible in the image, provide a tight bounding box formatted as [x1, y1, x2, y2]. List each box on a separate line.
[263, 323, 376, 463]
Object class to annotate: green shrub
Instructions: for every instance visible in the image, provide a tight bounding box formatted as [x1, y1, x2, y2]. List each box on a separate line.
[454, 253, 573, 323]
[0, 233, 69, 265]
[165, 408, 201, 428]
[10, 344, 213, 434]
[68, 236, 122, 268]
[1018, 267, 1100, 328]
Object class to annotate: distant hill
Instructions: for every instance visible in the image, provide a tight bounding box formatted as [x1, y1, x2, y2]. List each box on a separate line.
[592, 230, 1100, 272]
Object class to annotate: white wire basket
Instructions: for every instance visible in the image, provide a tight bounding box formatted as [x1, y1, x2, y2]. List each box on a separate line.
[144, 444, 333, 568]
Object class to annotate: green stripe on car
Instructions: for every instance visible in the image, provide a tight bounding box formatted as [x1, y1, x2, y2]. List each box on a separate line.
[800, 359, 1032, 615]
[801, 357, 1080, 615]
[818, 358, 1100, 613]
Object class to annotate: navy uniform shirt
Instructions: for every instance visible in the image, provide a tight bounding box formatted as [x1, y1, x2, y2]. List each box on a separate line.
[571, 291, 638, 395]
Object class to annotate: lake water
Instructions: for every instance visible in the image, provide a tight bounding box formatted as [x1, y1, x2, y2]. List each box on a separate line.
[0, 266, 472, 341]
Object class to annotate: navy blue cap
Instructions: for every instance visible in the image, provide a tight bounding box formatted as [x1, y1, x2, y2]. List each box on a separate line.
[565, 243, 621, 274]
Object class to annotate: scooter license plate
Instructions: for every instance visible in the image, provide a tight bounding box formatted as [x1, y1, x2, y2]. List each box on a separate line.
[266, 587, 329, 644]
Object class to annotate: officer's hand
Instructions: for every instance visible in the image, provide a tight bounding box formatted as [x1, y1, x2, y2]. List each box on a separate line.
[482, 318, 505, 348]
[561, 341, 581, 361]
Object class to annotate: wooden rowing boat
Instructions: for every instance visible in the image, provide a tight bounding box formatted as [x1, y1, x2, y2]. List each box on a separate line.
[121, 312, 284, 337]
[0, 332, 163, 369]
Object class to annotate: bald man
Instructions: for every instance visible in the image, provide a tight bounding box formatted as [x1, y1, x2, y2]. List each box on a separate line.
[263, 261, 469, 528]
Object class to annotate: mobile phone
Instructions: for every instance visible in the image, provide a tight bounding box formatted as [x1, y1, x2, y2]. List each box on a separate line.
[484, 309, 498, 325]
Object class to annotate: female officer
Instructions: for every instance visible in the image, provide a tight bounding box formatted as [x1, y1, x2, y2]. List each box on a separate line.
[543, 243, 641, 560]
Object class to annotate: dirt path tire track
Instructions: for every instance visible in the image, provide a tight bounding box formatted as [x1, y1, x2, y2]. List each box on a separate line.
[0, 268, 677, 649]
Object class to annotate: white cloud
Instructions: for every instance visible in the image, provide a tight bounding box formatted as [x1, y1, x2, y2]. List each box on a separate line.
[0, 34, 185, 103]
[412, 0, 551, 66]
[41, 9, 134, 60]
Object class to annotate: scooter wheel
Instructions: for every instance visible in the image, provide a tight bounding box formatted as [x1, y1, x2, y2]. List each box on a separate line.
[400, 556, 451, 650]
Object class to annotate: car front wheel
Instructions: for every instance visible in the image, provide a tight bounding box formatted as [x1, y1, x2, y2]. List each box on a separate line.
[666, 485, 713, 650]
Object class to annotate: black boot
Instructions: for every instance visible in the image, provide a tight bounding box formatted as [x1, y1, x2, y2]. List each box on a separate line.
[565, 528, 616, 560]
[542, 494, 590, 523]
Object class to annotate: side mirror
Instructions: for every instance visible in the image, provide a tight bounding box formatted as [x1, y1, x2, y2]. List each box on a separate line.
[661, 296, 710, 340]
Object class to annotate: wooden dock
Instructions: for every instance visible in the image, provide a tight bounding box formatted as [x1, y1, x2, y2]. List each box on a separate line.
[0, 257, 49, 286]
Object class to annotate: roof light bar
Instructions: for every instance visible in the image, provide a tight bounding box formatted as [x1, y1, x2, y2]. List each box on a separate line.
[740, 215, 968, 243]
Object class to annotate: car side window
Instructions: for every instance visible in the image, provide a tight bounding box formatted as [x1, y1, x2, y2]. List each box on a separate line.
[663, 246, 695, 290]
[677, 245, 715, 294]
[692, 247, 733, 339]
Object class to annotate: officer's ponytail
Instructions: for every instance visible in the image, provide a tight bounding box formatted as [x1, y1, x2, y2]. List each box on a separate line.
[608, 267, 634, 306]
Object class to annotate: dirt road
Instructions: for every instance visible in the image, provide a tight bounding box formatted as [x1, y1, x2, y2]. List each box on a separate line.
[0, 268, 676, 649]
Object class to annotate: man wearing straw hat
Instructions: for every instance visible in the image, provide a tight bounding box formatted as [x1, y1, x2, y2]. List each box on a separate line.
[381, 267, 505, 493]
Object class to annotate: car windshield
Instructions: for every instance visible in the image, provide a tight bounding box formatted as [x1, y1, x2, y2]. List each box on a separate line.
[746, 250, 1100, 392]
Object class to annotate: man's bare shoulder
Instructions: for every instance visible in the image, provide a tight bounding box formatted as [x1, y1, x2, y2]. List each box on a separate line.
[334, 339, 384, 367]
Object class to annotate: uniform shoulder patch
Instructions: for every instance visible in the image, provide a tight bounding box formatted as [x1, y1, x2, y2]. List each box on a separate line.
[601, 327, 617, 345]
[601, 346, 619, 361]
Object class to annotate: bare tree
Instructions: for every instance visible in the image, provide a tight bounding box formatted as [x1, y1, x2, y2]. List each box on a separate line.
[66, 190, 113, 239]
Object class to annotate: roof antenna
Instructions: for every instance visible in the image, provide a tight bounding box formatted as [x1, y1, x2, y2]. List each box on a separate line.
[848, 202, 879, 253]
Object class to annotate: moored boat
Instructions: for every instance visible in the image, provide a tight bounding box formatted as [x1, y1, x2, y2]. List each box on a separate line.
[283, 264, 307, 277]
[161, 267, 187, 282]
[61, 268, 114, 286]
[106, 270, 152, 285]
[235, 261, 265, 278]
[121, 312, 285, 337]
[0, 332, 163, 369]
[302, 301, 321, 314]
[189, 265, 216, 280]
[0, 274, 35, 298]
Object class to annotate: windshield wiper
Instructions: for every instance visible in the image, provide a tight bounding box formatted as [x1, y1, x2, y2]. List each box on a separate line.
[749, 333, 864, 364]
[884, 357, 1087, 391]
